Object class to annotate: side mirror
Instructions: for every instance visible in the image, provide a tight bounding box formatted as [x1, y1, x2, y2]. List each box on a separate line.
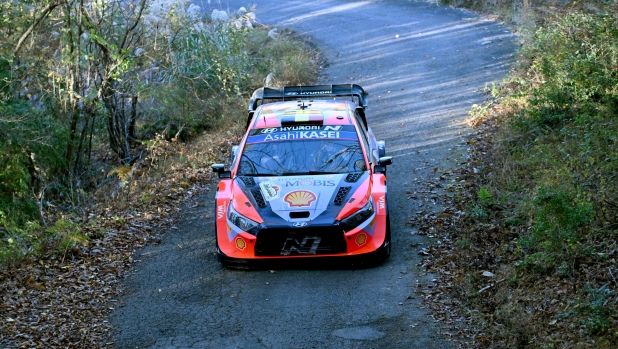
[211, 164, 225, 173]
[231, 145, 239, 164]
[374, 156, 392, 174]
[211, 164, 232, 179]
[377, 141, 386, 157]
[378, 156, 393, 166]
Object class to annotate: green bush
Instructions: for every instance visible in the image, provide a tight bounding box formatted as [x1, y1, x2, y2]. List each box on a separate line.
[153, 20, 252, 132]
[523, 13, 618, 128]
[557, 284, 618, 336]
[516, 187, 594, 274]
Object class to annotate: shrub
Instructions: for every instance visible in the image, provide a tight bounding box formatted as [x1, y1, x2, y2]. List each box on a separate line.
[516, 186, 594, 274]
[523, 13, 618, 128]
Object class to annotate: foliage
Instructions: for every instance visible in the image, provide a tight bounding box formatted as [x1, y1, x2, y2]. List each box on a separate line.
[0, 1, 320, 270]
[149, 16, 253, 134]
[419, 8, 618, 349]
[0, 1, 306, 347]
[515, 187, 594, 273]
[0, 57, 68, 228]
[557, 284, 618, 336]
[521, 13, 618, 129]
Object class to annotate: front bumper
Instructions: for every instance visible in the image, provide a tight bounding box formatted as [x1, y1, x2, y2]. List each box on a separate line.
[215, 227, 391, 270]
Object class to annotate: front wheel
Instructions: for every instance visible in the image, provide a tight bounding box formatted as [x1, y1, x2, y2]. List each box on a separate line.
[381, 214, 392, 260]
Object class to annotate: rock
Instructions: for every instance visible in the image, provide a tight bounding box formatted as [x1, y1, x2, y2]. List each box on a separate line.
[268, 28, 279, 39]
[211, 10, 229, 22]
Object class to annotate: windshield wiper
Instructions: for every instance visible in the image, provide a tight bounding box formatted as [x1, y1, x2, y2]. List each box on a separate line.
[281, 171, 342, 176]
[309, 171, 342, 174]
[239, 173, 279, 177]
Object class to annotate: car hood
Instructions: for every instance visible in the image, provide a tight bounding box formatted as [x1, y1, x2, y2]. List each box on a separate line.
[235, 173, 368, 226]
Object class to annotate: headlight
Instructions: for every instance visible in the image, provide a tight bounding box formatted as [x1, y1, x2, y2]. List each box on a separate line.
[228, 204, 259, 232]
[341, 197, 374, 231]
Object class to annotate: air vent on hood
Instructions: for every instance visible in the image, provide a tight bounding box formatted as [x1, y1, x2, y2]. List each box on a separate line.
[240, 176, 257, 187]
[345, 173, 363, 183]
[251, 189, 267, 208]
[289, 211, 310, 219]
[333, 186, 352, 206]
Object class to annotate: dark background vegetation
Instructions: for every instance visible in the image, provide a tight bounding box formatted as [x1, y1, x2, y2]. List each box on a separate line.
[421, 0, 618, 348]
[0, 0, 318, 269]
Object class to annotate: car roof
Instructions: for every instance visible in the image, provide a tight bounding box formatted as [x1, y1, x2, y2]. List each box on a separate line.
[250, 100, 357, 129]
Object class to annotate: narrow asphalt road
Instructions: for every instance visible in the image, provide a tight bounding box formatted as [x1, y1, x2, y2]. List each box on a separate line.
[110, 1, 517, 348]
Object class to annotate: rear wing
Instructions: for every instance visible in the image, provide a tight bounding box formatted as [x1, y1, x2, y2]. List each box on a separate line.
[246, 84, 369, 129]
[248, 84, 368, 111]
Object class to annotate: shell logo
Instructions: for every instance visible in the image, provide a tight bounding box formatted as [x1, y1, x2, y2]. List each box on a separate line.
[235, 237, 246, 250]
[356, 233, 367, 246]
[284, 190, 317, 207]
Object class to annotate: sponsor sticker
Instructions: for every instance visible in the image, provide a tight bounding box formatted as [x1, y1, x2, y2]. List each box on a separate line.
[356, 233, 367, 246]
[217, 204, 226, 220]
[284, 179, 336, 187]
[264, 130, 341, 141]
[284, 190, 317, 208]
[284, 90, 330, 96]
[247, 126, 357, 144]
[259, 181, 281, 201]
[235, 237, 246, 251]
[259, 125, 341, 134]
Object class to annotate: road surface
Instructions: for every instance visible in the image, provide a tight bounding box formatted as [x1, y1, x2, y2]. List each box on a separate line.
[110, 1, 516, 348]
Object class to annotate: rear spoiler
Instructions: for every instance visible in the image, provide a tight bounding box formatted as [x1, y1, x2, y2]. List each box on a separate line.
[246, 84, 369, 129]
[248, 84, 369, 112]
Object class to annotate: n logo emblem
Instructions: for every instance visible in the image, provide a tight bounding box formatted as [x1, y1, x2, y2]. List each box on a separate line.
[280, 236, 322, 255]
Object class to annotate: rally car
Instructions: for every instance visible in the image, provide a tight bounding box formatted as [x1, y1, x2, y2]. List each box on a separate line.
[211, 84, 393, 268]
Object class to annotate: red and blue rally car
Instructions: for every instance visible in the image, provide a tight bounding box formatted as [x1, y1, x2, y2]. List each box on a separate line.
[211, 85, 393, 268]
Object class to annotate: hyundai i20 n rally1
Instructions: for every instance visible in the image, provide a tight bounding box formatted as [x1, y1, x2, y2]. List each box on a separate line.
[211, 85, 393, 268]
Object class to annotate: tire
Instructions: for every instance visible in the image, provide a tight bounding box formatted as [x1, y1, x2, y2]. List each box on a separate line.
[381, 214, 392, 260]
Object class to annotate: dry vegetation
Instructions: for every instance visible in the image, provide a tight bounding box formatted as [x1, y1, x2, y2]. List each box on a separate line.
[0, 4, 320, 345]
[416, 1, 618, 348]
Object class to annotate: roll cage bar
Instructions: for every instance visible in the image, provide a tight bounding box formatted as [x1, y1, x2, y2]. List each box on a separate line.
[246, 84, 369, 129]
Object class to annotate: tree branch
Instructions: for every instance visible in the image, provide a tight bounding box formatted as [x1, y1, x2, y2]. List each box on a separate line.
[13, 1, 60, 57]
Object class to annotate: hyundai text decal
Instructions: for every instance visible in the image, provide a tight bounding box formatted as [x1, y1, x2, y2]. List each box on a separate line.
[284, 90, 331, 96]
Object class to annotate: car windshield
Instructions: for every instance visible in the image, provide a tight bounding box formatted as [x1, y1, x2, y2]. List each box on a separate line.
[237, 140, 366, 176]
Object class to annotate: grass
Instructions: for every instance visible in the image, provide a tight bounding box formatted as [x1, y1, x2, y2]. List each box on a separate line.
[422, 2, 618, 348]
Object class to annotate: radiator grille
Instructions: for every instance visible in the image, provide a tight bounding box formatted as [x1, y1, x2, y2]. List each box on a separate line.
[255, 227, 346, 256]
